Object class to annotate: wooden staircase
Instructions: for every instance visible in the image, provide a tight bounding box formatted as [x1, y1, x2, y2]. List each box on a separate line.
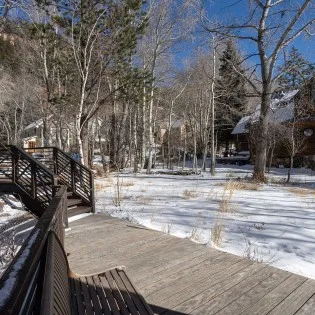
[0, 145, 95, 218]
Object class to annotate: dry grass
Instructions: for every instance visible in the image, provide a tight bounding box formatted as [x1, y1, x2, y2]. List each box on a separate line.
[121, 180, 135, 187]
[162, 220, 175, 234]
[92, 165, 110, 177]
[182, 189, 198, 199]
[219, 180, 243, 213]
[95, 182, 109, 191]
[217, 181, 261, 191]
[288, 187, 315, 197]
[211, 221, 223, 247]
[238, 182, 261, 191]
[190, 217, 203, 241]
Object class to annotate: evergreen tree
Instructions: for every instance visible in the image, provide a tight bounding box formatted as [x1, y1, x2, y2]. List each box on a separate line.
[277, 46, 315, 90]
[216, 40, 247, 150]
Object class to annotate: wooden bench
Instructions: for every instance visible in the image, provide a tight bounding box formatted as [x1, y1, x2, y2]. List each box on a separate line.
[0, 186, 153, 315]
[43, 231, 154, 315]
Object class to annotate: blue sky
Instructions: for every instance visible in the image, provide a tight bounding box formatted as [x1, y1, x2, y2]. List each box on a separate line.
[209, 1, 314, 59]
[177, 0, 315, 70]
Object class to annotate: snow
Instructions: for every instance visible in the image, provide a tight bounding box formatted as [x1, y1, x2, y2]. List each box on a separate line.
[68, 213, 92, 223]
[0, 229, 40, 307]
[95, 164, 315, 279]
[0, 196, 34, 277]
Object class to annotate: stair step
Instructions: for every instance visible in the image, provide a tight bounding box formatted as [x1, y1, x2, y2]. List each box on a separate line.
[67, 206, 92, 217]
[67, 198, 83, 207]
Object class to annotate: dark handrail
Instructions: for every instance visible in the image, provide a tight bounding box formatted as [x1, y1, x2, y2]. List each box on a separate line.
[1, 145, 58, 214]
[0, 186, 68, 314]
[24, 146, 92, 172]
[24, 146, 95, 212]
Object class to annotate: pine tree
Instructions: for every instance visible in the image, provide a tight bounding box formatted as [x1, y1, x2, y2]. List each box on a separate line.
[277, 46, 315, 90]
[216, 40, 247, 150]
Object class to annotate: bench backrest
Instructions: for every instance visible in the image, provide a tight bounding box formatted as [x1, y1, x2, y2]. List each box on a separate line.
[0, 186, 68, 315]
[40, 232, 71, 315]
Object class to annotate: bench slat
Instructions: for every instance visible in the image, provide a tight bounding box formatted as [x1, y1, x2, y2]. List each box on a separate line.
[73, 276, 86, 315]
[69, 278, 79, 315]
[110, 268, 141, 315]
[99, 273, 124, 315]
[92, 275, 113, 315]
[105, 270, 131, 315]
[118, 269, 154, 315]
[85, 275, 103, 315]
[80, 276, 95, 314]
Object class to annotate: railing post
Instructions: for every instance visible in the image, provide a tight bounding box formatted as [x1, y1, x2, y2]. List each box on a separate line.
[71, 159, 76, 193]
[90, 172, 95, 213]
[31, 163, 37, 198]
[63, 190, 68, 230]
[52, 176, 59, 197]
[53, 147, 58, 174]
[11, 147, 19, 184]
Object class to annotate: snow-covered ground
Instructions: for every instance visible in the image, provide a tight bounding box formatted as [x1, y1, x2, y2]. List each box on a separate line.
[0, 195, 34, 277]
[95, 164, 315, 279]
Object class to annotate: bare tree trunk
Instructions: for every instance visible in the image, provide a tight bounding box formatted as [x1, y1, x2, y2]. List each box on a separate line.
[287, 155, 294, 183]
[167, 100, 174, 169]
[146, 85, 154, 173]
[210, 45, 216, 176]
[133, 105, 139, 173]
[141, 85, 147, 168]
[254, 86, 271, 181]
[182, 124, 187, 170]
[287, 126, 295, 183]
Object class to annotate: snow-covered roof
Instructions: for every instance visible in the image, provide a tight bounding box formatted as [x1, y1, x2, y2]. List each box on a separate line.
[24, 118, 44, 130]
[233, 90, 299, 134]
[160, 119, 184, 129]
[24, 115, 54, 131]
[232, 116, 250, 134]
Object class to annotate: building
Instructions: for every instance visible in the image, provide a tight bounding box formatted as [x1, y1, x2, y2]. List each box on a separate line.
[22, 116, 74, 151]
[232, 81, 315, 163]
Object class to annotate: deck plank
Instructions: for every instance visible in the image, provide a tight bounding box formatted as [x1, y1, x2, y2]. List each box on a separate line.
[268, 278, 315, 315]
[161, 259, 258, 310]
[144, 254, 241, 302]
[214, 270, 291, 315]
[189, 266, 284, 314]
[136, 251, 221, 289]
[295, 293, 315, 315]
[65, 214, 315, 315]
[241, 274, 307, 315]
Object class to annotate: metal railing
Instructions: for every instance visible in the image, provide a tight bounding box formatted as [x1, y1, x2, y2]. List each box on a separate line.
[0, 145, 58, 212]
[24, 147, 95, 212]
[0, 186, 68, 314]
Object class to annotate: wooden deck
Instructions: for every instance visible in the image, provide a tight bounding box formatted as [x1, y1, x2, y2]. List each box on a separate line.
[65, 214, 315, 315]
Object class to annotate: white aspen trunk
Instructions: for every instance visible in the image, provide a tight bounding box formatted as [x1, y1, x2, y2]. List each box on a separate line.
[14, 105, 17, 145]
[182, 122, 187, 170]
[141, 85, 147, 168]
[210, 45, 216, 176]
[193, 129, 197, 173]
[128, 113, 132, 168]
[146, 86, 154, 173]
[167, 100, 174, 169]
[133, 105, 139, 173]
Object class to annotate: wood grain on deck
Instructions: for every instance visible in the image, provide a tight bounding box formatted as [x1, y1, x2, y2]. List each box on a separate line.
[65, 214, 315, 315]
